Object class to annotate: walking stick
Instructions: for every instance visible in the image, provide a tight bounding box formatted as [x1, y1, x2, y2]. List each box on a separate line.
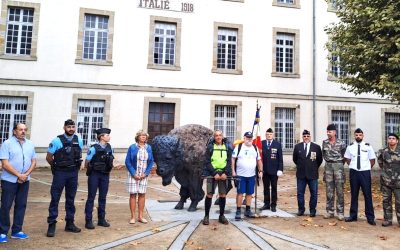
[254, 174, 258, 215]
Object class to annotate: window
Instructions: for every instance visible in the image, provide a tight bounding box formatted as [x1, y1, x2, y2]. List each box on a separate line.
[153, 22, 176, 66]
[384, 113, 400, 145]
[83, 14, 109, 61]
[327, 0, 338, 12]
[272, 28, 300, 78]
[332, 110, 351, 145]
[147, 16, 181, 71]
[212, 22, 243, 75]
[273, 0, 301, 8]
[148, 102, 175, 140]
[274, 108, 295, 150]
[328, 43, 344, 80]
[217, 29, 237, 70]
[214, 105, 237, 143]
[76, 100, 105, 147]
[0, 96, 27, 143]
[0, 1, 40, 60]
[75, 8, 114, 66]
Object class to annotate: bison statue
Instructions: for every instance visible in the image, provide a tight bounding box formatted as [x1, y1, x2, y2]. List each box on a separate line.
[152, 124, 213, 211]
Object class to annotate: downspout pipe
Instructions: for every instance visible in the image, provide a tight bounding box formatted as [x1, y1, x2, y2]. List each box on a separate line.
[312, 0, 316, 137]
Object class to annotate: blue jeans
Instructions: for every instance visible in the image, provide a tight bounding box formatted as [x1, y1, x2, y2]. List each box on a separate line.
[0, 180, 30, 234]
[297, 178, 318, 214]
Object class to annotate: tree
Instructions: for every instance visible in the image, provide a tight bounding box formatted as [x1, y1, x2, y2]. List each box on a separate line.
[325, 0, 400, 103]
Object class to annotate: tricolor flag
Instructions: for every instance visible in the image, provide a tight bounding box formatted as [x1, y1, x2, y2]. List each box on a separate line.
[252, 102, 262, 159]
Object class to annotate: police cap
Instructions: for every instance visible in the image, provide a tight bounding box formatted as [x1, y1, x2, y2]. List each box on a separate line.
[64, 119, 75, 126]
[326, 124, 336, 131]
[96, 128, 111, 135]
[354, 128, 363, 134]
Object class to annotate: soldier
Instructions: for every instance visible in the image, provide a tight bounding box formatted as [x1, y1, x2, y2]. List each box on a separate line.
[344, 128, 376, 225]
[84, 128, 114, 229]
[46, 119, 83, 237]
[377, 133, 400, 227]
[202, 130, 233, 225]
[322, 124, 347, 221]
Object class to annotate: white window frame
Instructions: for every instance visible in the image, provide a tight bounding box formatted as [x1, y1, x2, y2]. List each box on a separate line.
[274, 107, 295, 150]
[214, 105, 237, 143]
[83, 14, 109, 61]
[331, 110, 351, 145]
[278, 0, 294, 4]
[384, 112, 400, 145]
[276, 33, 294, 74]
[5, 7, 34, 56]
[0, 96, 28, 143]
[217, 28, 238, 70]
[76, 99, 105, 147]
[153, 22, 177, 66]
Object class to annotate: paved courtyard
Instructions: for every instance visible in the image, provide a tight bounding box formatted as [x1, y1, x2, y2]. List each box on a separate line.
[1, 168, 399, 249]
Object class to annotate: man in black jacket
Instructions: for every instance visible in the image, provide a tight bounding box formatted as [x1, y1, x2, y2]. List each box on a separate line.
[293, 130, 323, 217]
[261, 128, 283, 212]
[202, 130, 233, 225]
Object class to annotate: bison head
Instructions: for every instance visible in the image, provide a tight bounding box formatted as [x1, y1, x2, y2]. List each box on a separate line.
[152, 135, 184, 186]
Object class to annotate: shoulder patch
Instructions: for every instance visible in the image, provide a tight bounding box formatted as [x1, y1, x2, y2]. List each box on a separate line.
[350, 142, 354, 145]
[365, 143, 370, 146]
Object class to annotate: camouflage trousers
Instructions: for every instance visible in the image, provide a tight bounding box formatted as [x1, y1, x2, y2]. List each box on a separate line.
[381, 184, 400, 224]
[324, 162, 345, 215]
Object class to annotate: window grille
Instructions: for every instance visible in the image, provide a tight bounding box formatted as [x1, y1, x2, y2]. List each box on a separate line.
[153, 22, 176, 65]
[278, 0, 294, 4]
[274, 108, 295, 149]
[332, 110, 350, 145]
[5, 7, 34, 55]
[0, 96, 28, 143]
[83, 14, 109, 60]
[217, 28, 237, 70]
[214, 105, 237, 143]
[77, 100, 105, 146]
[276, 33, 294, 73]
[384, 113, 400, 145]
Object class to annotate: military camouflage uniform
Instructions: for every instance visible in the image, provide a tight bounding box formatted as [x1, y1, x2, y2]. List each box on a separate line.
[322, 139, 347, 216]
[377, 145, 400, 224]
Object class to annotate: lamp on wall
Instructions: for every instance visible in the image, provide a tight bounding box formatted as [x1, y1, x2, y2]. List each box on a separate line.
[160, 92, 165, 98]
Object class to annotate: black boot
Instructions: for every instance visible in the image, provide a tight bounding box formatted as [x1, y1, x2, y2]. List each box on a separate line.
[65, 221, 81, 233]
[85, 220, 95, 229]
[98, 218, 110, 227]
[47, 222, 56, 237]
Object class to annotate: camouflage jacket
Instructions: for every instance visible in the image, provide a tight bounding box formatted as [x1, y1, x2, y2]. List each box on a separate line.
[322, 139, 346, 162]
[377, 145, 400, 187]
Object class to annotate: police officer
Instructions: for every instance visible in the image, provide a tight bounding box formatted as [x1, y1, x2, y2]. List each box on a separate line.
[377, 133, 400, 227]
[260, 128, 283, 212]
[84, 128, 114, 229]
[322, 124, 347, 221]
[344, 128, 376, 225]
[202, 130, 233, 225]
[46, 119, 83, 237]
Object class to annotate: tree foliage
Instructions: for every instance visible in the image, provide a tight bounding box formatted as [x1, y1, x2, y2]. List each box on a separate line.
[325, 0, 400, 103]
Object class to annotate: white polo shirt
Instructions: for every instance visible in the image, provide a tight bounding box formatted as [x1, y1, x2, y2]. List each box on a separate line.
[344, 141, 376, 171]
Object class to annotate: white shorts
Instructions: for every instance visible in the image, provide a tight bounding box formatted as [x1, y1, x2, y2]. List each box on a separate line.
[126, 172, 148, 194]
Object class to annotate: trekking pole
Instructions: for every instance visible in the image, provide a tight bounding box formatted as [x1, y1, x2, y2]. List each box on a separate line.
[254, 175, 258, 215]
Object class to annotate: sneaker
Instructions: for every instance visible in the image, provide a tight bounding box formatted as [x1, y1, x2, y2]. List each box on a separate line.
[235, 210, 241, 221]
[218, 215, 229, 225]
[244, 210, 256, 218]
[337, 214, 345, 221]
[323, 213, 334, 219]
[11, 232, 29, 239]
[202, 215, 209, 225]
[0, 234, 8, 243]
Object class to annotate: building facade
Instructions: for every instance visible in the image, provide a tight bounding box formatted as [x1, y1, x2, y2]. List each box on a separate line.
[0, 0, 399, 166]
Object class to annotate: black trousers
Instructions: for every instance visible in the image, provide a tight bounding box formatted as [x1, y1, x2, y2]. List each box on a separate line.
[349, 169, 375, 221]
[263, 174, 278, 207]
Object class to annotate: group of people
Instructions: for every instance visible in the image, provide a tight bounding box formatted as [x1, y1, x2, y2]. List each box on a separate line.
[0, 119, 155, 243]
[0, 120, 399, 243]
[202, 125, 400, 228]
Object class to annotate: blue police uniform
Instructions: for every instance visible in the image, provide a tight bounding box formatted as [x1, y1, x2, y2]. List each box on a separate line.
[47, 134, 83, 225]
[84, 143, 114, 224]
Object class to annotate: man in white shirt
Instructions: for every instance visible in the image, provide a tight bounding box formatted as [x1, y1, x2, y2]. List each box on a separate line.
[344, 128, 376, 226]
[232, 132, 263, 220]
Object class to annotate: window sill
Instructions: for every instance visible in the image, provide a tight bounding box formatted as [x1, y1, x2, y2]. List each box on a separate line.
[0, 55, 37, 61]
[272, 3, 301, 9]
[222, 0, 244, 3]
[212, 68, 243, 75]
[75, 59, 113, 66]
[147, 64, 181, 71]
[271, 72, 300, 78]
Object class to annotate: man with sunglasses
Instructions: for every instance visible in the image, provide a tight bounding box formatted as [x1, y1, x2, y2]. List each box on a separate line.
[46, 119, 84, 237]
[293, 130, 323, 217]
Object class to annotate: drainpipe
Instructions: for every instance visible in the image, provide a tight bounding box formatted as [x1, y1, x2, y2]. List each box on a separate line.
[312, 0, 316, 137]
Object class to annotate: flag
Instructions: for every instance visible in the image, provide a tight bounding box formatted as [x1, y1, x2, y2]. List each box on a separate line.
[252, 102, 262, 159]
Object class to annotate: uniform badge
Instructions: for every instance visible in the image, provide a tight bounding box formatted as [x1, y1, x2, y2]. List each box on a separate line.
[310, 152, 316, 161]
